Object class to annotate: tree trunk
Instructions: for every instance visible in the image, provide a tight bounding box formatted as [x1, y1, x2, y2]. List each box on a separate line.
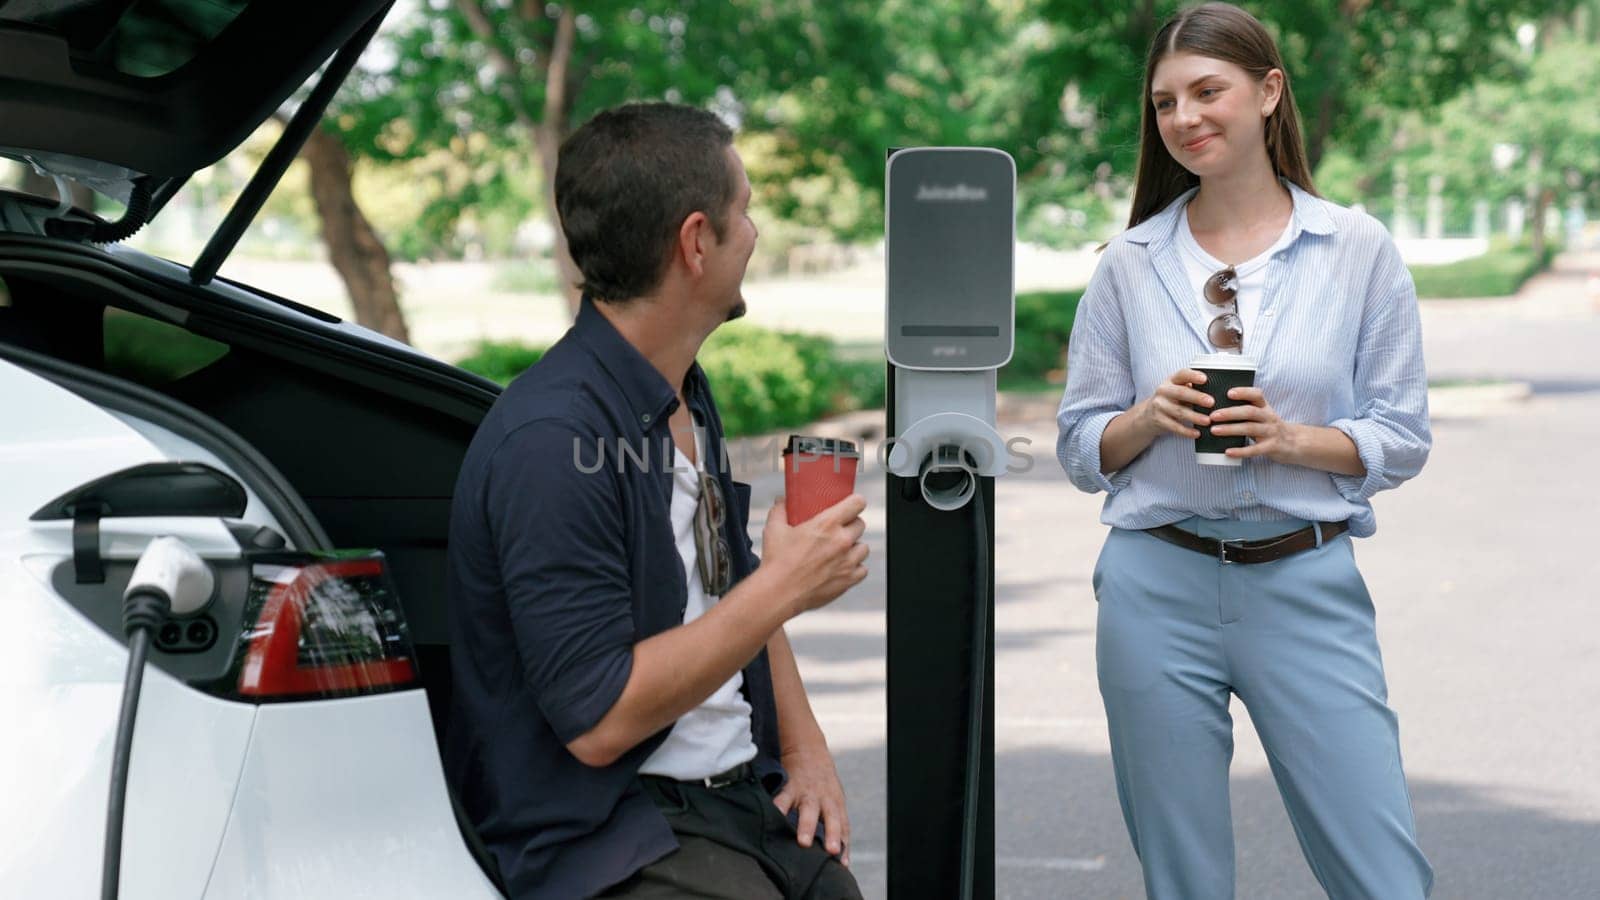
[539, 6, 582, 318]
[301, 126, 410, 344]
[1529, 186, 1552, 264]
[535, 121, 584, 317]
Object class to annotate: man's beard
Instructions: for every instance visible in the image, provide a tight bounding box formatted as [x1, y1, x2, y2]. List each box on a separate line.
[725, 298, 748, 322]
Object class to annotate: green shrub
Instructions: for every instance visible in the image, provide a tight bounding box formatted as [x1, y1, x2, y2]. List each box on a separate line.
[451, 325, 886, 437]
[699, 324, 823, 436]
[455, 341, 546, 384]
[831, 356, 887, 412]
[1000, 289, 1083, 390]
[1408, 237, 1559, 299]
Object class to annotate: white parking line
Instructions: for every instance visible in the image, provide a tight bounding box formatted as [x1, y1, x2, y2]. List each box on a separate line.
[842, 851, 1107, 872]
[813, 713, 1102, 730]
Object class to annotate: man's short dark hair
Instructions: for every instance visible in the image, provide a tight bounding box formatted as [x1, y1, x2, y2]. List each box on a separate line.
[555, 103, 737, 303]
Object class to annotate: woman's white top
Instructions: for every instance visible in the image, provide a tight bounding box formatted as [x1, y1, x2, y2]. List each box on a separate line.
[1175, 205, 1296, 357]
[1056, 179, 1431, 538]
[638, 420, 758, 780]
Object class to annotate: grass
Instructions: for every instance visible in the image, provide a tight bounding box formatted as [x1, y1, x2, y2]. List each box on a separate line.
[1408, 239, 1558, 299]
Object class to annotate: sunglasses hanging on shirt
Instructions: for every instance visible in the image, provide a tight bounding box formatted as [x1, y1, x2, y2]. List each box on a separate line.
[692, 471, 733, 596]
[1204, 266, 1244, 353]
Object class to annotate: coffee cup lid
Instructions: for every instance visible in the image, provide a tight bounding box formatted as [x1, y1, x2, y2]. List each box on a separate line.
[1190, 352, 1257, 370]
[784, 435, 860, 458]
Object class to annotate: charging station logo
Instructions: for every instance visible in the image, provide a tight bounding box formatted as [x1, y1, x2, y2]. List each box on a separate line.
[915, 183, 988, 202]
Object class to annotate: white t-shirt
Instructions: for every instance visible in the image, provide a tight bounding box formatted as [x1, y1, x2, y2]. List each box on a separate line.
[1176, 205, 1295, 356]
[638, 418, 758, 780]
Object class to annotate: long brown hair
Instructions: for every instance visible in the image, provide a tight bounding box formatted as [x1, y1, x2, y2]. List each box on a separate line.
[1125, 2, 1318, 231]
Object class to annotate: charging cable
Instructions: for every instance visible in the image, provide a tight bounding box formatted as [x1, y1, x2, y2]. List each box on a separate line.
[958, 494, 989, 900]
[103, 537, 214, 900]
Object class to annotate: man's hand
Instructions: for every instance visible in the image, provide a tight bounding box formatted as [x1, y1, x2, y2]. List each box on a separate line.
[760, 494, 869, 616]
[773, 739, 852, 867]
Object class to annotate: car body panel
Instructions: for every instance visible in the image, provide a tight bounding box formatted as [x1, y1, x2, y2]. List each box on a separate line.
[0, 361, 257, 899]
[1, 354, 168, 522]
[205, 693, 501, 899]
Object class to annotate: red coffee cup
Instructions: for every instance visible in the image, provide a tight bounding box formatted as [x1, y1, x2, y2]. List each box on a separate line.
[783, 436, 860, 524]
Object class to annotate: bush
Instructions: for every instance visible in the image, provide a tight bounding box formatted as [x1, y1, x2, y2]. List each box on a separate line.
[452, 325, 882, 437]
[1408, 237, 1559, 299]
[455, 341, 546, 384]
[698, 324, 821, 436]
[1000, 289, 1083, 390]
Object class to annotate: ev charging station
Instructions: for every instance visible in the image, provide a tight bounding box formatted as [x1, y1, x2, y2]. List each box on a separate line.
[884, 147, 1014, 900]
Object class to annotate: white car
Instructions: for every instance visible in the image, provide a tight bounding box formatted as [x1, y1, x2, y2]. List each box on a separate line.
[2, 2, 505, 897]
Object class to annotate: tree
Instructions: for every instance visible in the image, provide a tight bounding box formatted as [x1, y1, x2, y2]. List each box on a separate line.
[300, 125, 410, 342]
[1403, 31, 1600, 259]
[438, 0, 924, 315]
[1026, 0, 1580, 197]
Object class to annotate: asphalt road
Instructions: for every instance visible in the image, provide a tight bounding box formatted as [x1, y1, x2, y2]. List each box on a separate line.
[757, 259, 1600, 899]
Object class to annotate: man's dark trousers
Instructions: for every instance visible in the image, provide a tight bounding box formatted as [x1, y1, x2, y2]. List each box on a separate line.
[598, 772, 862, 900]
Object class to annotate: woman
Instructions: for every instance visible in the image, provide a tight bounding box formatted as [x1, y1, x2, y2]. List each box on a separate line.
[1056, 4, 1434, 898]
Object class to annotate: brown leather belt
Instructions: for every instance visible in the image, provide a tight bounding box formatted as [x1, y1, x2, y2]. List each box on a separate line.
[1143, 520, 1348, 564]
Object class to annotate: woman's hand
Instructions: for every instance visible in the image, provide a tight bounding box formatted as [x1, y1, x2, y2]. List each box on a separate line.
[1134, 368, 1218, 440]
[1208, 386, 1301, 462]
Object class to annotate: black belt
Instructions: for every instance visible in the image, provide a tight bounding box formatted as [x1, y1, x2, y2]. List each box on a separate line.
[642, 761, 755, 790]
[1144, 520, 1348, 565]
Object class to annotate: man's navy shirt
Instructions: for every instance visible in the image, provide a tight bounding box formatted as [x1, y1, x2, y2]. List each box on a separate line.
[445, 298, 782, 899]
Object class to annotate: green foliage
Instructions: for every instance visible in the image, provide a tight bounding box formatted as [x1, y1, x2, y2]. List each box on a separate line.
[450, 325, 886, 437]
[102, 311, 229, 386]
[1408, 238, 1560, 299]
[1408, 36, 1600, 206]
[702, 329, 887, 434]
[698, 324, 827, 435]
[454, 341, 547, 385]
[1000, 289, 1083, 389]
[1027, 0, 1576, 213]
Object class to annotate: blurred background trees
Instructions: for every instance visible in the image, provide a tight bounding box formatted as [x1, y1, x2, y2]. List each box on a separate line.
[28, 0, 1589, 342]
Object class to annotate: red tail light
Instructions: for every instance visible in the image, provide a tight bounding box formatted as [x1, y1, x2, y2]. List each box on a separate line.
[236, 553, 417, 699]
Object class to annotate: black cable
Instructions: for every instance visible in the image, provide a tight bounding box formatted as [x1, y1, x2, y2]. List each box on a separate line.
[44, 178, 152, 245]
[959, 490, 989, 900]
[103, 591, 170, 900]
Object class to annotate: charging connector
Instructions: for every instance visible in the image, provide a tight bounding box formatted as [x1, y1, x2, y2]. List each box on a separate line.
[103, 537, 214, 900]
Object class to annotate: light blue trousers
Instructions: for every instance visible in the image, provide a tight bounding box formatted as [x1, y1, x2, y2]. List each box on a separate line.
[1093, 517, 1434, 900]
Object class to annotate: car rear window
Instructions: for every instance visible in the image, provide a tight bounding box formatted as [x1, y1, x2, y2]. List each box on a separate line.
[0, 0, 250, 78]
[103, 307, 229, 386]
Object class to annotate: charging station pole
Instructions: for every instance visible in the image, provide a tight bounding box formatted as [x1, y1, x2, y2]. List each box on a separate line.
[884, 147, 1014, 900]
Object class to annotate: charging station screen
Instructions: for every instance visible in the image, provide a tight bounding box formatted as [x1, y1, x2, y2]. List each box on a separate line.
[885, 148, 1015, 370]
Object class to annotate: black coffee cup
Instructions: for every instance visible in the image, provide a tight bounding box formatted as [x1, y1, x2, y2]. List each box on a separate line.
[1190, 353, 1257, 466]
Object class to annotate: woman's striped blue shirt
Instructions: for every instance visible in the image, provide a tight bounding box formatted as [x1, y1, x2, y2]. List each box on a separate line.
[1055, 180, 1431, 538]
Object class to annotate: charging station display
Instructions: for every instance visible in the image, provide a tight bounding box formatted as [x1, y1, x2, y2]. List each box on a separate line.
[885, 148, 1015, 371]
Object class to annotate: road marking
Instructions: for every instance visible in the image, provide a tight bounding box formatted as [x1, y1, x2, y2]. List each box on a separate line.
[842, 851, 1107, 872]
[814, 712, 1102, 730]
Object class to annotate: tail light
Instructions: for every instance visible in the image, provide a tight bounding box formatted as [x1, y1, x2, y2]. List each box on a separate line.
[233, 551, 417, 700]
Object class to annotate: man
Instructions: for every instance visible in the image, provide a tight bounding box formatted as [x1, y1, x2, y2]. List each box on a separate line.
[446, 102, 869, 900]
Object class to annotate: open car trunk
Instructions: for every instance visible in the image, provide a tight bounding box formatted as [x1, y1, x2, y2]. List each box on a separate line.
[0, 241, 508, 896]
[0, 242, 493, 737]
